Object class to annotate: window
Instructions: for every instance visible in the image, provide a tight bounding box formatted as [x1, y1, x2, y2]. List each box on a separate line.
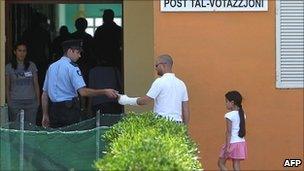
[85, 17, 122, 36]
[276, 0, 304, 88]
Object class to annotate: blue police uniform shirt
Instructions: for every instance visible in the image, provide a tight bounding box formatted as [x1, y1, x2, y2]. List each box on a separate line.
[43, 56, 86, 102]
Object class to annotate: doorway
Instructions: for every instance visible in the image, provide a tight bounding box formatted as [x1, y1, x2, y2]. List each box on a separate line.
[5, 0, 124, 125]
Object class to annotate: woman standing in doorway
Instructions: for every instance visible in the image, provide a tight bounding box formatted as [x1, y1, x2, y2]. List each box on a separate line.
[5, 42, 40, 125]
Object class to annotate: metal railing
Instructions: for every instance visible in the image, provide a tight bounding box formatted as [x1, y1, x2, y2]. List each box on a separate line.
[19, 109, 24, 171]
[2, 108, 123, 171]
[0, 104, 8, 126]
[96, 109, 101, 161]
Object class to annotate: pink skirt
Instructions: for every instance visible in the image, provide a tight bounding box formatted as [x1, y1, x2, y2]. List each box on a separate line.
[219, 141, 247, 160]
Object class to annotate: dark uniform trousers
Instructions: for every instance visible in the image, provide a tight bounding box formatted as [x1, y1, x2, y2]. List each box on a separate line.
[49, 97, 80, 128]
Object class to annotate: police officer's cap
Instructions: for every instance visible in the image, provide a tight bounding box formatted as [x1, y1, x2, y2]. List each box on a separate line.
[61, 39, 83, 52]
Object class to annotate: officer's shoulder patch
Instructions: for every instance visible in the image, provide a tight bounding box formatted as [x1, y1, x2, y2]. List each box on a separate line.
[69, 62, 78, 67]
[77, 70, 82, 76]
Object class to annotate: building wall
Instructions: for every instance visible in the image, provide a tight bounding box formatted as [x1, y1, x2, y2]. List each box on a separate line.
[123, 0, 154, 112]
[154, 0, 303, 170]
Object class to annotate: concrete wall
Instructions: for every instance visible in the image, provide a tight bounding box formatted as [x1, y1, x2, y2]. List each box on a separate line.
[153, 0, 303, 170]
[123, 0, 155, 113]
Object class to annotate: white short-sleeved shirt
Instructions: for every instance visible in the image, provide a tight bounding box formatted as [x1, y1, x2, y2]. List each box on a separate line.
[225, 111, 246, 143]
[43, 56, 86, 102]
[146, 73, 188, 121]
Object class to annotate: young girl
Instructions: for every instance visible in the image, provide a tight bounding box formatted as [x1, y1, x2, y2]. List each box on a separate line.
[5, 42, 40, 125]
[218, 91, 247, 171]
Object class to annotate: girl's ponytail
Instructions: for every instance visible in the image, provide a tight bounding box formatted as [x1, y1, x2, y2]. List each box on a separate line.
[238, 104, 246, 138]
[225, 90, 246, 138]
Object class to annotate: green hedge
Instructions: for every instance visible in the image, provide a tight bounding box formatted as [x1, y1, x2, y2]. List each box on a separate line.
[94, 112, 203, 170]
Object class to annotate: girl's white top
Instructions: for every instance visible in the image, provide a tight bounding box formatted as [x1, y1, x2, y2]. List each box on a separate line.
[225, 110, 246, 143]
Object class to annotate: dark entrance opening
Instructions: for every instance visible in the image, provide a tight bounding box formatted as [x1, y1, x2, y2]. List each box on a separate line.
[5, 0, 124, 126]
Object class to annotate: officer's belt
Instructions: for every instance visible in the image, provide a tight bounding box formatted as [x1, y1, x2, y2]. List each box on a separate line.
[50, 97, 79, 108]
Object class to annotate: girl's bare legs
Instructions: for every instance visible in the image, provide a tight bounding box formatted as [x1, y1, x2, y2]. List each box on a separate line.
[218, 158, 228, 171]
[232, 159, 241, 171]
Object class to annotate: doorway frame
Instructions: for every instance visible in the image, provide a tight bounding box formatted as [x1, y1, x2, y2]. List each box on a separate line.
[0, 0, 155, 114]
[0, 1, 5, 106]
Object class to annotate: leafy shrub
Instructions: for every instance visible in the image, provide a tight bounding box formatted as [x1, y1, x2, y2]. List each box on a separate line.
[95, 112, 202, 170]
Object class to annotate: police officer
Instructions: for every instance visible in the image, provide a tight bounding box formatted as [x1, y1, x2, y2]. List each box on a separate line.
[41, 39, 118, 128]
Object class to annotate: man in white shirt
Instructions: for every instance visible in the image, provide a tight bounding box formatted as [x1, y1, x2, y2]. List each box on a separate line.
[118, 54, 190, 126]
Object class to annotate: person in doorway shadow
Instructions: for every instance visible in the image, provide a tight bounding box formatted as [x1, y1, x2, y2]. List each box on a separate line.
[51, 25, 72, 62]
[71, 18, 95, 119]
[93, 9, 122, 71]
[71, 18, 94, 85]
[22, 12, 51, 126]
[22, 12, 51, 92]
[88, 58, 123, 117]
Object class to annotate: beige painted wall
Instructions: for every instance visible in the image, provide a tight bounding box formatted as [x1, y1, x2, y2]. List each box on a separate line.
[123, 0, 155, 113]
[154, 0, 303, 170]
[0, 1, 5, 106]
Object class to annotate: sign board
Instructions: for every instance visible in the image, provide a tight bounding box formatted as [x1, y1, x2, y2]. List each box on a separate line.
[161, 0, 268, 12]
